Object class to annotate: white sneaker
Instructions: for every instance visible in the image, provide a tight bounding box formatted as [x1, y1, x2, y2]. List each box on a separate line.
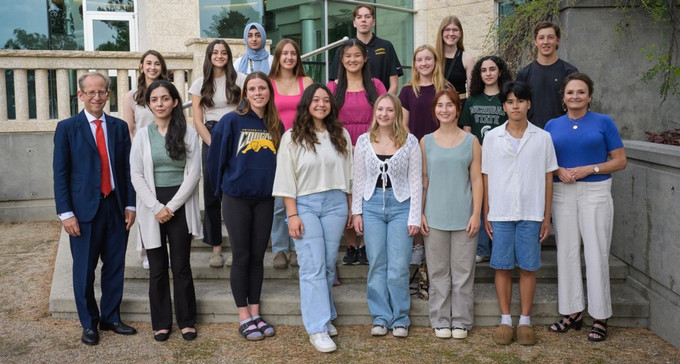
[475, 255, 489, 263]
[452, 327, 469, 339]
[392, 326, 409, 338]
[142, 258, 150, 270]
[327, 323, 338, 337]
[434, 327, 452, 338]
[225, 254, 232, 266]
[309, 332, 336, 352]
[371, 325, 388, 336]
[410, 244, 424, 265]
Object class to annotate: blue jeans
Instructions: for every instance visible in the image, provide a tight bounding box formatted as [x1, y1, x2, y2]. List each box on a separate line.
[292, 190, 348, 334]
[362, 188, 413, 328]
[271, 197, 294, 254]
[490, 220, 541, 271]
[476, 211, 492, 257]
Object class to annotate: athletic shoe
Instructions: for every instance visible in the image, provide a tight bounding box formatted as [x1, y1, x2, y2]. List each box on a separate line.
[410, 244, 424, 265]
[392, 326, 409, 338]
[371, 325, 388, 336]
[327, 323, 338, 337]
[342, 247, 359, 265]
[358, 245, 368, 265]
[309, 332, 336, 352]
[434, 327, 452, 338]
[209, 253, 223, 267]
[273, 251, 288, 269]
[452, 327, 468, 339]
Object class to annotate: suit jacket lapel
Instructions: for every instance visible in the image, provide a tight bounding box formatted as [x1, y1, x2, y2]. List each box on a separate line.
[79, 111, 98, 152]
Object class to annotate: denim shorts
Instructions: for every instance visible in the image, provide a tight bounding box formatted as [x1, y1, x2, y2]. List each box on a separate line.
[489, 220, 541, 271]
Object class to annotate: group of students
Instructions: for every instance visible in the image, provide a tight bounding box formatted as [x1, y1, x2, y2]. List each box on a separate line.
[117, 5, 627, 353]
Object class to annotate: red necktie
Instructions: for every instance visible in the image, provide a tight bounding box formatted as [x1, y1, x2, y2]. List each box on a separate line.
[93, 120, 112, 196]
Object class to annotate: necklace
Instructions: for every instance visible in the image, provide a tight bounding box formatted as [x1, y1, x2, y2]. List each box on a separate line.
[484, 93, 497, 102]
[568, 114, 585, 130]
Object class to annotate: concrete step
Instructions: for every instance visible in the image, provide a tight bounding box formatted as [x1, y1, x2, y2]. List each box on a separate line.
[51, 230, 647, 328]
[50, 276, 649, 328]
[124, 248, 628, 284]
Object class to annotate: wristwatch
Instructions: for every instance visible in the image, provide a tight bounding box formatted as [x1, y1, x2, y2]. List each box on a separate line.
[593, 165, 600, 174]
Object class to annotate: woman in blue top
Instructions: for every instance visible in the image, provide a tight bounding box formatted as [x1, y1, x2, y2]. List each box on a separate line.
[545, 73, 627, 342]
[207, 72, 283, 341]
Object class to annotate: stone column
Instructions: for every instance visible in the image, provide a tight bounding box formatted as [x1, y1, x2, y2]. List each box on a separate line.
[117, 69, 129, 119]
[35, 69, 49, 120]
[56, 69, 70, 119]
[13, 69, 29, 121]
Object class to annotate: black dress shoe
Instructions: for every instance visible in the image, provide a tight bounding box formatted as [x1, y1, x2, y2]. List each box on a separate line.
[82, 328, 99, 345]
[154, 330, 171, 342]
[181, 328, 197, 341]
[99, 321, 137, 335]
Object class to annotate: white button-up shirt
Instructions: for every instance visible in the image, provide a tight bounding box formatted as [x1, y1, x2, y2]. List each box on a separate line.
[482, 121, 558, 222]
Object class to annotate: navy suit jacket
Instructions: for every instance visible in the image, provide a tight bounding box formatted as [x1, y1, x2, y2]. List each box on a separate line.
[53, 111, 135, 223]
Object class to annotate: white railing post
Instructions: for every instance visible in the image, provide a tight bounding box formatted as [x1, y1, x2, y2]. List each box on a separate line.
[13, 69, 29, 120]
[0, 70, 7, 121]
[173, 69, 186, 105]
[56, 69, 70, 120]
[35, 69, 49, 120]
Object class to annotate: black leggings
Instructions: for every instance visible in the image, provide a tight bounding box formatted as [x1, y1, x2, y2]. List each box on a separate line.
[148, 186, 196, 330]
[202, 138, 222, 246]
[221, 194, 273, 307]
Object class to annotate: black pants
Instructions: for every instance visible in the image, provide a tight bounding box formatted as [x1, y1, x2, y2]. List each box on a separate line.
[222, 194, 274, 307]
[148, 186, 197, 330]
[202, 138, 223, 246]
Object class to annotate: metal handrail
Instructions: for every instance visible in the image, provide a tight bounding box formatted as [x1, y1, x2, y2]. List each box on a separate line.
[181, 37, 349, 109]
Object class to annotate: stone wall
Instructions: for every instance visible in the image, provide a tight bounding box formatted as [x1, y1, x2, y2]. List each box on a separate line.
[610, 141, 680, 348]
[138, 0, 200, 53]
[558, 0, 680, 140]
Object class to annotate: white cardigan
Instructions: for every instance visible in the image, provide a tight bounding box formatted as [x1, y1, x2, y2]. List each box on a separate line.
[352, 133, 422, 227]
[130, 125, 202, 250]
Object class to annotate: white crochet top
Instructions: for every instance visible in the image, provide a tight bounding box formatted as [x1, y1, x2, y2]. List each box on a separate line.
[352, 133, 422, 227]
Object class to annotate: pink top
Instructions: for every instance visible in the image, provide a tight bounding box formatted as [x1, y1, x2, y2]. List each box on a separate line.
[272, 77, 305, 131]
[327, 78, 387, 145]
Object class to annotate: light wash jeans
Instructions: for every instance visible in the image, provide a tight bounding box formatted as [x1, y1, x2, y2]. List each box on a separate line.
[292, 190, 348, 334]
[362, 188, 413, 328]
[271, 197, 294, 254]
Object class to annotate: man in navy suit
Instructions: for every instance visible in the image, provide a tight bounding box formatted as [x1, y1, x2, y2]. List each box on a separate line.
[53, 72, 137, 345]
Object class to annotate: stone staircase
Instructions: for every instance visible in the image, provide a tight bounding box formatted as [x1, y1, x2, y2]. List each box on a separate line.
[49, 224, 649, 328]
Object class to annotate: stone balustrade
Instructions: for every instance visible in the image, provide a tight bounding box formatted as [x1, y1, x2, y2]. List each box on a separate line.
[0, 50, 194, 132]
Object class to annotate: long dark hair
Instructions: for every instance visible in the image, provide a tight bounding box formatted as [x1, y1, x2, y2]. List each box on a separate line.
[468, 55, 512, 96]
[133, 50, 169, 106]
[291, 83, 348, 156]
[146, 80, 187, 160]
[334, 39, 378, 109]
[200, 39, 241, 108]
[236, 72, 282, 149]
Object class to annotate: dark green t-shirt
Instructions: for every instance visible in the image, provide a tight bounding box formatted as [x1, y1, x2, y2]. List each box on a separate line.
[459, 93, 506, 144]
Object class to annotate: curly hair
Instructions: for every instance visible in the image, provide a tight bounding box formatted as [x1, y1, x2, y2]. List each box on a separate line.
[133, 50, 169, 107]
[468, 56, 512, 96]
[368, 94, 408, 148]
[199, 39, 241, 109]
[145, 80, 187, 160]
[291, 83, 348, 156]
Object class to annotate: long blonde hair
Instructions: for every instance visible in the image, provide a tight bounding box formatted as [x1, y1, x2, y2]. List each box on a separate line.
[408, 44, 447, 98]
[436, 16, 465, 72]
[369, 94, 408, 148]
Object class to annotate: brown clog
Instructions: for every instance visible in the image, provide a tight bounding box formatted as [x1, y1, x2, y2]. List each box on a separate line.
[516, 324, 536, 345]
[493, 324, 514, 345]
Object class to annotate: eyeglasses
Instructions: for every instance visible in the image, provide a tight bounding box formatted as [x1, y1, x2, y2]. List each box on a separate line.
[82, 90, 109, 98]
[443, 27, 461, 33]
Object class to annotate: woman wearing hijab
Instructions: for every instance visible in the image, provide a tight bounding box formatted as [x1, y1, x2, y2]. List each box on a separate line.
[234, 22, 275, 74]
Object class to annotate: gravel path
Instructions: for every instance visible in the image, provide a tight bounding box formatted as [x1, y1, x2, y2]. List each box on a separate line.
[1, 221, 678, 363]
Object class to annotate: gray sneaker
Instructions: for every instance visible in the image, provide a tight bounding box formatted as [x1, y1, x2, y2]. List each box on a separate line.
[209, 253, 224, 267]
[273, 251, 288, 269]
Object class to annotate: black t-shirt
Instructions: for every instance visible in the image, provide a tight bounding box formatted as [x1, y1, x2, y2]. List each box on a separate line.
[515, 59, 578, 128]
[444, 49, 466, 95]
[329, 34, 403, 91]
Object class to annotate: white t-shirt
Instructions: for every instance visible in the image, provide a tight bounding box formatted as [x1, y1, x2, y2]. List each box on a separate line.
[272, 129, 353, 199]
[188, 73, 246, 122]
[482, 121, 558, 222]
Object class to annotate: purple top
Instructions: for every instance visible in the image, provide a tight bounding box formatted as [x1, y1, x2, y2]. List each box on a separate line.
[399, 84, 438, 140]
[327, 78, 387, 145]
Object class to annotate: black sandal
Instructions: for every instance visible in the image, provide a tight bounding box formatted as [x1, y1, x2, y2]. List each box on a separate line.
[253, 317, 275, 337]
[238, 321, 264, 341]
[588, 319, 608, 342]
[548, 311, 583, 333]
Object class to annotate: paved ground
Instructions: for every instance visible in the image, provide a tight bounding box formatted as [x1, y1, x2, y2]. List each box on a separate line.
[1, 221, 679, 363]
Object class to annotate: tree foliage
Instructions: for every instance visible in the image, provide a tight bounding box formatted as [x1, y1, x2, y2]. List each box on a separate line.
[204, 9, 250, 38]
